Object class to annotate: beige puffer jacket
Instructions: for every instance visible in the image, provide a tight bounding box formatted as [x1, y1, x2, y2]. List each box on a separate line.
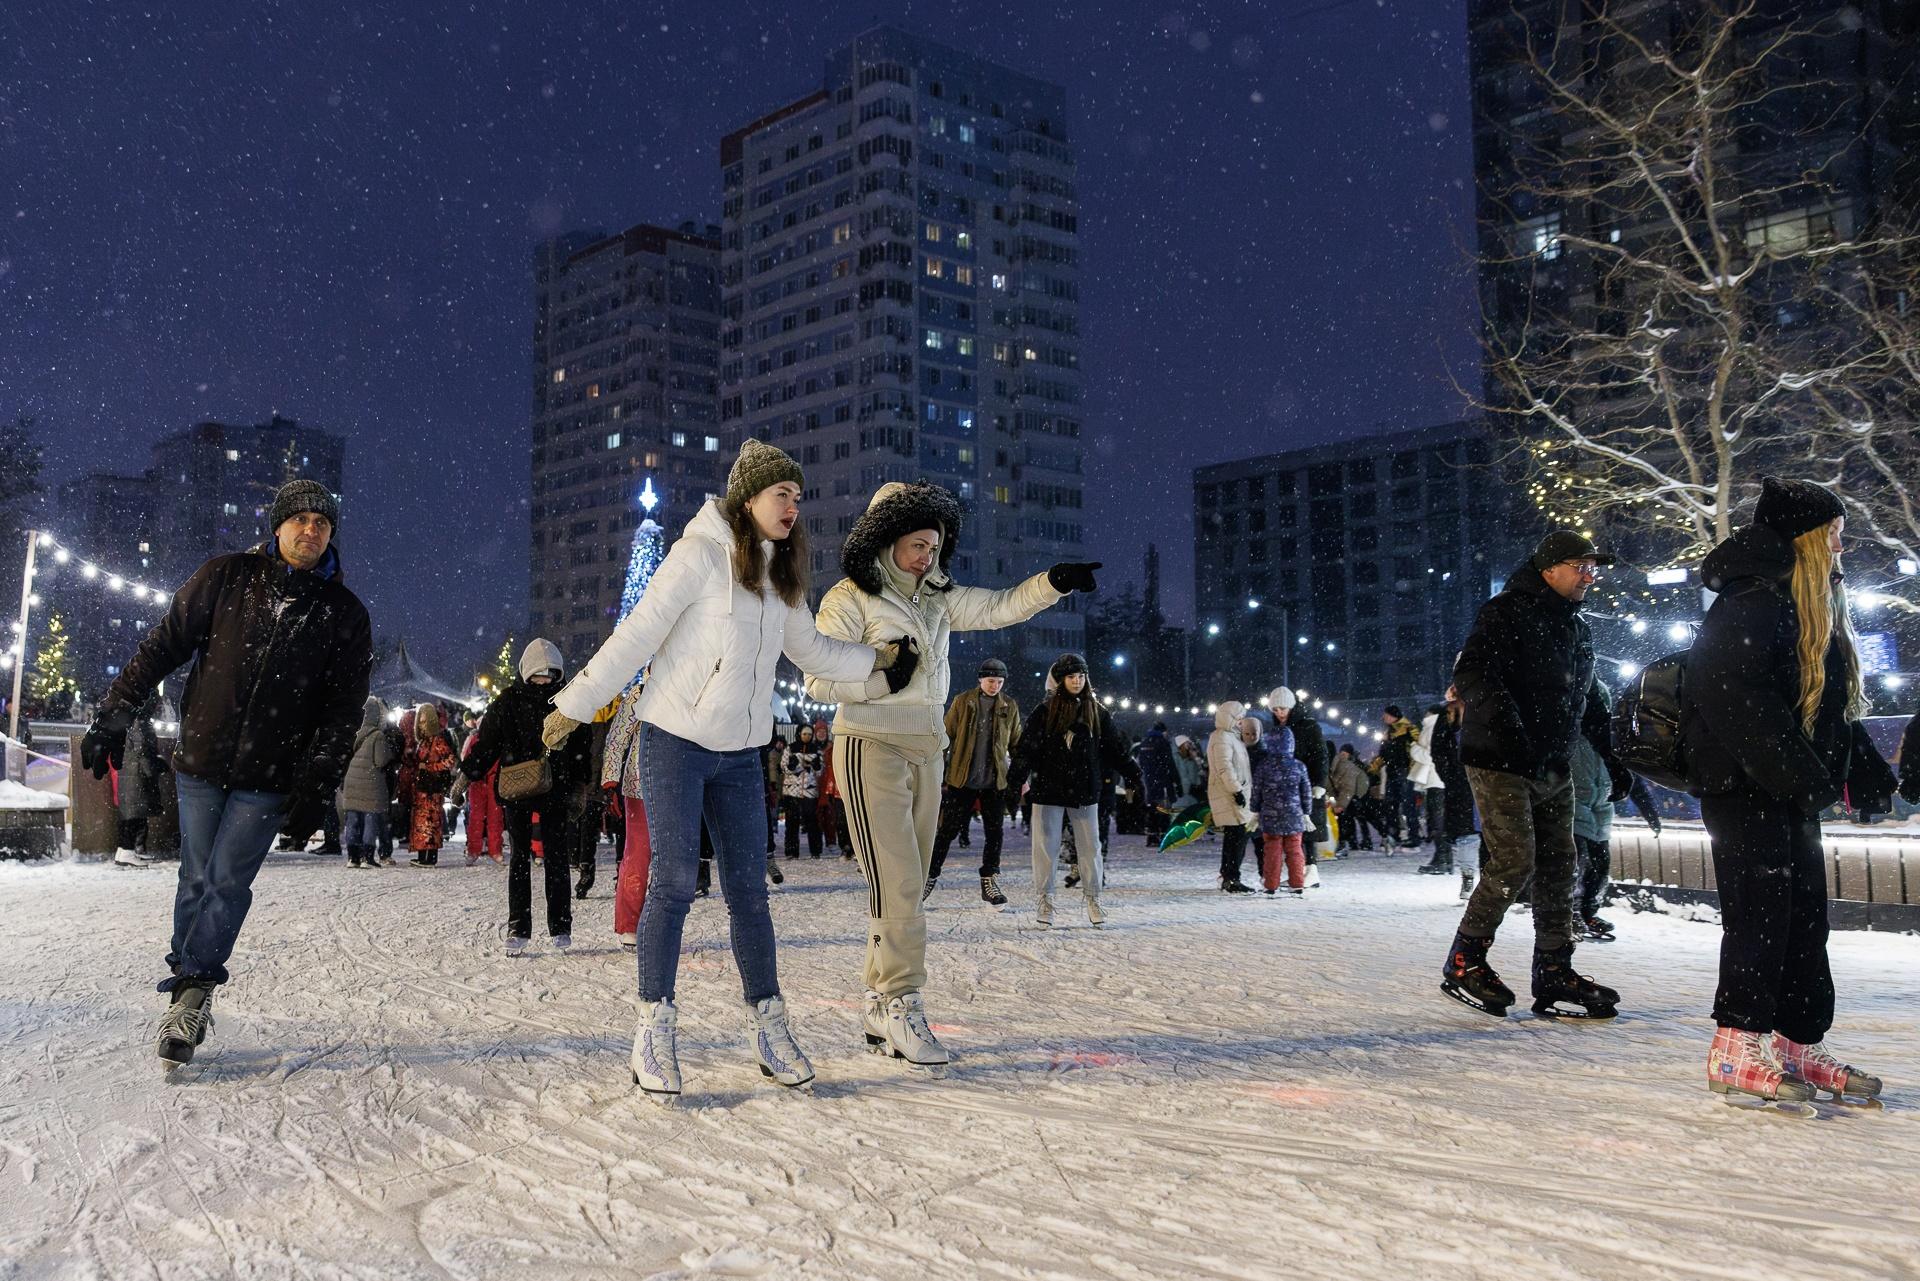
[1206, 701, 1257, 827]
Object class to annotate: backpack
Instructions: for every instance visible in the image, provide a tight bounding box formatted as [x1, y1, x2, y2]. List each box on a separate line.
[1611, 651, 1689, 792]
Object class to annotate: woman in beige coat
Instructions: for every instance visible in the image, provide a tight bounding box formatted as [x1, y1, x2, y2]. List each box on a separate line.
[1206, 702, 1258, 892]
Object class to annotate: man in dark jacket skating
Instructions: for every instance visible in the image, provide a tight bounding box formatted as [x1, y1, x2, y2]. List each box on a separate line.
[1441, 530, 1627, 1020]
[81, 479, 373, 1069]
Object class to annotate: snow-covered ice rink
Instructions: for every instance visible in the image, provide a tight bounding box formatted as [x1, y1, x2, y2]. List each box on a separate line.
[2, 837, 1916, 1280]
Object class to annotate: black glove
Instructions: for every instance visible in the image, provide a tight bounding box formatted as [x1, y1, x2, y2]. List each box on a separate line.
[1232, 790, 1246, 809]
[79, 707, 135, 780]
[1047, 562, 1102, 594]
[1606, 762, 1634, 805]
[883, 636, 921, 694]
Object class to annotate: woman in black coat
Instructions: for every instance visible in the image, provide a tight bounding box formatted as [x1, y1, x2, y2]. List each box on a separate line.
[1007, 654, 1139, 927]
[1683, 478, 1883, 1106]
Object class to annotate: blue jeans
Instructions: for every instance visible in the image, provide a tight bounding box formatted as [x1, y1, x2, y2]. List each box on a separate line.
[165, 772, 289, 989]
[636, 724, 780, 1004]
[340, 808, 388, 858]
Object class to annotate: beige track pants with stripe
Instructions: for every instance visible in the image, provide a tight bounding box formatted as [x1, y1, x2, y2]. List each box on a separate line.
[834, 733, 943, 998]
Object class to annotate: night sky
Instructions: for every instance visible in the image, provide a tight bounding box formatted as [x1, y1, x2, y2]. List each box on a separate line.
[2, 0, 1479, 673]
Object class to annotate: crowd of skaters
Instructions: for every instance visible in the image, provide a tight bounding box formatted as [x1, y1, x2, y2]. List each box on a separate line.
[73, 456, 1896, 1110]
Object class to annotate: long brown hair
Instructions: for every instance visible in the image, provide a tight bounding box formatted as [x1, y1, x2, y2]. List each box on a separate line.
[1043, 677, 1099, 739]
[1788, 524, 1867, 732]
[727, 503, 809, 607]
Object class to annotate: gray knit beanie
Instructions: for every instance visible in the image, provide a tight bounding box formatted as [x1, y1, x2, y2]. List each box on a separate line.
[723, 439, 805, 514]
[269, 479, 340, 533]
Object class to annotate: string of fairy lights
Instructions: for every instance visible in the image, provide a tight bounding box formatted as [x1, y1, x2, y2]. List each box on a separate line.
[3, 532, 176, 671]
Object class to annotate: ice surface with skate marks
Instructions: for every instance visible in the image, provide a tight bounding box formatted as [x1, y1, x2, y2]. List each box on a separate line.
[0, 840, 1916, 1280]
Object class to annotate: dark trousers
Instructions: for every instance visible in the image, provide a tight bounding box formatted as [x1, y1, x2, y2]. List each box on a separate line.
[1344, 798, 1378, 848]
[1457, 767, 1577, 951]
[1574, 834, 1610, 917]
[1386, 775, 1418, 842]
[1701, 789, 1834, 1043]
[1219, 823, 1250, 882]
[506, 805, 574, 939]
[783, 795, 822, 857]
[1425, 787, 1451, 863]
[929, 784, 1004, 879]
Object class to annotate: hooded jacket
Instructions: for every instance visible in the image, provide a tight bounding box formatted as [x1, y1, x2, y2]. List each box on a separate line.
[340, 696, 396, 813]
[1282, 706, 1328, 795]
[1138, 726, 1177, 802]
[1249, 726, 1313, 836]
[462, 676, 591, 812]
[1206, 702, 1256, 827]
[804, 482, 1063, 741]
[1008, 696, 1139, 808]
[1452, 562, 1609, 779]
[550, 500, 877, 752]
[1681, 523, 1854, 813]
[98, 540, 373, 800]
[1570, 732, 1615, 842]
[1329, 752, 1371, 809]
[1409, 709, 1445, 790]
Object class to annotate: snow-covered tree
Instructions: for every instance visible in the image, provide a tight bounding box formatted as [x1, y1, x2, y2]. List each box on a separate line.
[1472, 1, 1920, 566]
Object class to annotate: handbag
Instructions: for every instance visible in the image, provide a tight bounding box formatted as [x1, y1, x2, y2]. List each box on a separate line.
[497, 751, 553, 803]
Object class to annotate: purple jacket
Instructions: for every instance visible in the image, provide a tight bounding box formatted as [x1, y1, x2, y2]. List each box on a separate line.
[1250, 726, 1313, 836]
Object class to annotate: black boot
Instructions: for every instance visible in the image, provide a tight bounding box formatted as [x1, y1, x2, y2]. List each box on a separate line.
[1220, 878, 1255, 894]
[1416, 851, 1453, 875]
[1530, 946, 1619, 1019]
[1440, 931, 1514, 1018]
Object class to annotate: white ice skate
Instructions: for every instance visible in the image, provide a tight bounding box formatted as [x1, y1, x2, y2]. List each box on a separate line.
[748, 995, 815, 1089]
[114, 848, 154, 869]
[551, 934, 572, 952]
[617, 932, 637, 948]
[1036, 894, 1054, 928]
[631, 999, 682, 1102]
[875, 992, 951, 1072]
[1304, 863, 1322, 889]
[504, 935, 529, 957]
[1086, 897, 1106, 928]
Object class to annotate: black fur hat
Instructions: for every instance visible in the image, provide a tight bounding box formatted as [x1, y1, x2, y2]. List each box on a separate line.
[840, 481, 964, 595]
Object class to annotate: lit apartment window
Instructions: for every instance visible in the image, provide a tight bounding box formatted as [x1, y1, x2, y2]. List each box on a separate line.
[924, 329, 944, 350]
[138, 541, 150, 553]
[703, 436, 721, 452]
[223, 502, 239, 515]
[958, 123, 975, 144]
[552, 368, 566, 383]
[992, 342, 1010, 362]
[957, 337, 975, 356]
[832, 221, 852, 244]
[954, 266, 973, 285]
[1518, 212, 1562, 260]
[924, 222, 942, 242]
[224, 449, 240, 462]
[925, 258, 944, 279]
[993, 486, 1011, 503]
[955, 231, 972, 250]
[588, 383, 600, 398]
[990, 273, 1007, 290]
[671, 431, 688, 447]
[605, 432, 621, 449]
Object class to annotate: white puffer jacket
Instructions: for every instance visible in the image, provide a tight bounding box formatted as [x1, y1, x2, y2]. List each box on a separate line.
[1409, 710, 1445, 790]
[553, 501, 877, 752]
[1206, 701, 1256, 827]
[805, 568, 1061, 741]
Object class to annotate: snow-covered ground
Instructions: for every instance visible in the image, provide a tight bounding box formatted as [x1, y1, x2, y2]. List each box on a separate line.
[2, 833, 1917, 1281]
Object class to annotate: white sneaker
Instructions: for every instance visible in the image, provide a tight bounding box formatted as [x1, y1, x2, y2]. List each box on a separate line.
[632, 999, 681, 1099]
[1036, 894, 1054, 928]
[504, 936, 529, 956]
[551, 934, 572, 951]
[881, 992, 951, 1067]
[617, 932, 637, 948]
[1086, 897, 1105, 928]
[113, 848, 154, 869]
[748, 995, 815, 1088]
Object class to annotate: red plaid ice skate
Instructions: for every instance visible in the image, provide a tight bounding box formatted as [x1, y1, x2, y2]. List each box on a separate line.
[1707, 1026, 1803, 1100]
[1774, 1035, 1880, 1098]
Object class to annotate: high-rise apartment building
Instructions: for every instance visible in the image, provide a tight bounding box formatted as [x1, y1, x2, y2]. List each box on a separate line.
[1191, 422, 1530, 703]
[528, 221, 725, 665]
[720, 27, 1086, 676]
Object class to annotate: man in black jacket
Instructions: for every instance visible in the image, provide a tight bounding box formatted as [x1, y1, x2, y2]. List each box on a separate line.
[81, 479, 373, 1068]
[1441, 531, 1627, 1020]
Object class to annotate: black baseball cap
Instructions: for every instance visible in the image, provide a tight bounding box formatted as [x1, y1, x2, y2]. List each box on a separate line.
[1530, 530, 1616, 572]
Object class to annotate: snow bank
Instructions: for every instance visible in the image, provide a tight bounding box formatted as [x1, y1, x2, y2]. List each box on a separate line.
[0, 778, 68, 809]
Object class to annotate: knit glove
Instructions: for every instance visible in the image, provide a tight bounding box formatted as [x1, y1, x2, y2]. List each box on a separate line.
[1047, 562, 1102, 594]
[883, 637, 921, 694]
[79, 705, 135, 780]
[541, 709, 582, 750]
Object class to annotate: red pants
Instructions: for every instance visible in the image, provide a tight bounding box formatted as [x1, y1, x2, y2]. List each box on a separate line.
[614, 795, 651, 935]
[467, 781, 504, 860]
[1261, 832, 1306, 891]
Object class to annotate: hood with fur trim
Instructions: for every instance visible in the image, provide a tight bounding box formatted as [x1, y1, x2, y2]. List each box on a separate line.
[841, 481, 964, 596]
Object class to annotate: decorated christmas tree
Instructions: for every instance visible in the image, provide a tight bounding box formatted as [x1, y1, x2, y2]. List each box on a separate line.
[619, 477, 665, 622]
[491, 637, 516, 690]
[31, 610, 79, 714]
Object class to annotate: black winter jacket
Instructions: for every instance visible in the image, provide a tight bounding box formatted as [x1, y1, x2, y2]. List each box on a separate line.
[1452, 563, 1609, 779]
[99, 543, 372, 800]
[1286, 708, 1328, 793]
[1682, 525, 1853, 815]
[1431, 712, 1478, 839]
[1009, 699, 1141, 808]
[460, 678, 591, 812]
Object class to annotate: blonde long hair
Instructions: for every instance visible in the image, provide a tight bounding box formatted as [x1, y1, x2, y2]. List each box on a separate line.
[1788, 524, 1867, 733]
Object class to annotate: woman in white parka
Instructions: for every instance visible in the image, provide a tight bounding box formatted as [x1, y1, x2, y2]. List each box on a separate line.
[540, 441, 917, 1103]
[1207, 701, 1258, 893]
[802, 481, 1098, 1070]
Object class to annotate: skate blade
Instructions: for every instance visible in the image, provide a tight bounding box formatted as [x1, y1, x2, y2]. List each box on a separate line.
[1719, 1093, 1817, 1119]
[632, 1070, 682, 1106]
[1815, 1090, 1885, 1110]
[1439, 981, 1509, 1019]
[1530, 1000, 1618, 1020]
[757, 1064, 817, 1091]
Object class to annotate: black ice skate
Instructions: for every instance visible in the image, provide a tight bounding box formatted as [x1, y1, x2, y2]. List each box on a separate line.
[156, 981, 216, 1069]
[1530, 947, 1619, 1020]
[1440, 931, 1513, 1018]
[1579, 914, 1617, 942]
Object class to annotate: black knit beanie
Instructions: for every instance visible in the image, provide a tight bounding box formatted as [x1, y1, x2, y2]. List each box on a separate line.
[1754, 477, 1844, 542]
[269, 479, 340, 533]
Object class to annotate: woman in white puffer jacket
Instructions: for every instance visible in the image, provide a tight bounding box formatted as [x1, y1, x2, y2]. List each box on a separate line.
[540, 440, 916, 1103]
[803, 480, 1099, 1069]
[1207, 701, 1258, 893]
